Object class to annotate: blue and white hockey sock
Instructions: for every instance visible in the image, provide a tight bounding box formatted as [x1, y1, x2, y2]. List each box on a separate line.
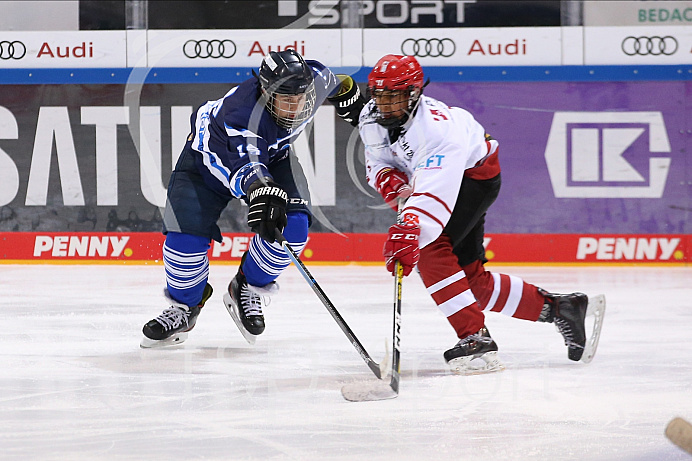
[163, 232, 211, 307]
[242, 212, 308, 287]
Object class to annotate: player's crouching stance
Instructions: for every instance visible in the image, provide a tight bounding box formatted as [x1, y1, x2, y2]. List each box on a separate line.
[141, 50, 342, 348]
[335, 54, 605, 374]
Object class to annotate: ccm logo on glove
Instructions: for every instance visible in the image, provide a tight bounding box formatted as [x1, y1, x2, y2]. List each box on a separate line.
[383, 213, 420, 276]
[389, 233, 418, 241]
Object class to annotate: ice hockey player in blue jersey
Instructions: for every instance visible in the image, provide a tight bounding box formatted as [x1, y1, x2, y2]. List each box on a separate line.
[141, 50, 352, 347]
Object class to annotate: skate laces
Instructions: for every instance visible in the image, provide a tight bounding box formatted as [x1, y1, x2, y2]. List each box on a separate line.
[240, 284, 265, 316]
[155, 305, 190, 331]
[457, 332, 493, 347]
[554, 318, 582, 349]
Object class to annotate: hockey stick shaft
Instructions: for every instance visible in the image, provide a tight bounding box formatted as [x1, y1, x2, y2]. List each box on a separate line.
[275, 230, 384, 379]
[388, 196, 408, 394]
[389, 261, 403, 393]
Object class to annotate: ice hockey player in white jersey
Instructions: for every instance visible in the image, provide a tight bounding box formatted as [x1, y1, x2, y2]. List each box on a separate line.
[331, 54, 604, 374]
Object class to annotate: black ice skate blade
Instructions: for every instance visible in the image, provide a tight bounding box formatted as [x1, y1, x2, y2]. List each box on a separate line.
[222, 292, 258, 345]
[140, 332, 188, 348]
[341, 381, 398, 402]
[581, 294, 606, 364]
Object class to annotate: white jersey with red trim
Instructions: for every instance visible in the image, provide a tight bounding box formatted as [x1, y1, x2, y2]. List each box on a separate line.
[359, 95, 499, 248]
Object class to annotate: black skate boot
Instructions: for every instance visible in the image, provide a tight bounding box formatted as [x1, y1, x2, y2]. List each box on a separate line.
[443, 326, 505, 375]
[140, 283, 213, 348]
[539, 291, 588, 361]
[223, 263, 277, 345]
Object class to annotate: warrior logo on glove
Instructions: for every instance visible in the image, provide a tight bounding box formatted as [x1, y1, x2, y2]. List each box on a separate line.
[247, 180, 288, 243]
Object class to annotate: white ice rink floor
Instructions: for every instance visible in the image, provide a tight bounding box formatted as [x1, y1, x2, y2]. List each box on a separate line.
[1, 263, 691, 460]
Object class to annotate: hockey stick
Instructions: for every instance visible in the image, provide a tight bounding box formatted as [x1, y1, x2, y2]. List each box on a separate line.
[389, 247, 404, 393]
[275, 229, 388, 380]
[341, 196, 409, 402]
[666, 417, 692, 455]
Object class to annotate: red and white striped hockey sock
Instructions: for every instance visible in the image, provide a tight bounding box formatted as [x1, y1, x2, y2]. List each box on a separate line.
[419, 238, 485, 339]
[462, 260, 544, 321]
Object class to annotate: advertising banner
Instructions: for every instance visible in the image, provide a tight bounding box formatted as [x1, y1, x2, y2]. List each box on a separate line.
[0, 80, 690, 258]
[143, 0, 562, 30]
[362, 27, 562, 66]
[1, 232, 689, 264]
[583, 25, 692, 65]
[0, 31, 126, 68]
[146, 29, 343, 68]
[420, 81, 690, 235]
[3, 25, 692, 69]
[584, 1, 692, 27]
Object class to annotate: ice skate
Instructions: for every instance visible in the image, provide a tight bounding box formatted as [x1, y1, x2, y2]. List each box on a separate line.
[223, 266, 277, 345]
[140, 283, 213, 348]
[582, 294, 606, 363]
[540, 291, 592, 361]
[443, 326, 505, 375]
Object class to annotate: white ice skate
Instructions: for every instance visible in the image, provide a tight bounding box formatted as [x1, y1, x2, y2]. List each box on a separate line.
[581, 294, 606, 363]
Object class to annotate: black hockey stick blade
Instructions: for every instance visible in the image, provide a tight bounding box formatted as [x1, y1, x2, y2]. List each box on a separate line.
[666, 417, 692, 455]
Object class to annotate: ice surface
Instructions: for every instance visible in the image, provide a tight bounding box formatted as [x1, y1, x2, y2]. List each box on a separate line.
[0, 263, 691, 460]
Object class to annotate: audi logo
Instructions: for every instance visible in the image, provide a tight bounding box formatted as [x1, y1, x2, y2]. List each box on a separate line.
[401, 38, 456, 58]
[183, 39, 236, 59]
[621, 36, 678, 56]
[0, 40, 26, 60]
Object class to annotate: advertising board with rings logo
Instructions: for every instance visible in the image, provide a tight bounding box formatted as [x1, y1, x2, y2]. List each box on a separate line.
[0, 31, 125, 68]
[146, 29, 342, 67]
[584, 25, 692, 64]
[363, 27, 562, 66]
[621, 36, 679, 57]
[0, 40, 27, 60]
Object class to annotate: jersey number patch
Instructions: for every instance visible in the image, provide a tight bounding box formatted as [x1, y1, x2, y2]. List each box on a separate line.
[430, 109, 448, 121]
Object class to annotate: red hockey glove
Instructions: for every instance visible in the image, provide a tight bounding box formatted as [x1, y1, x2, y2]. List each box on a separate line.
[383, 214, 420, 276]
[375, 168, 412, 210]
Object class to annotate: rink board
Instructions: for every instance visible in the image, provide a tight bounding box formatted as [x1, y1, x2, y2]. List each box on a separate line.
[1, 231, 689, 264]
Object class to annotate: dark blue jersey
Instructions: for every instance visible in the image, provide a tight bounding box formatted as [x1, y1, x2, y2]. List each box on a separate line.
[188, 60, 339, 198]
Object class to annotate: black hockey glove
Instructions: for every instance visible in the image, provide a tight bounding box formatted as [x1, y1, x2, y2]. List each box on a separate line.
[246, 179, 288, 243]
[327, 74, 365, 127]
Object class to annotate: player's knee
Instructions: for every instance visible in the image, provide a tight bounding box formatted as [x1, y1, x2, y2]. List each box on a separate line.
[461, 260, 485, 282]
[164, 231, 211, 254]
[283, 211, 309, 245]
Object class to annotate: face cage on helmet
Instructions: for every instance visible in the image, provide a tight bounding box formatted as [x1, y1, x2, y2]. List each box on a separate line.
[370, 87, 421, 129]
[262, 82, 316, 130]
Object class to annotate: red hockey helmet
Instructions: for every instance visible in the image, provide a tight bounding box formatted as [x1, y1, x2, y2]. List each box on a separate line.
[367, 55, 425, 128]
